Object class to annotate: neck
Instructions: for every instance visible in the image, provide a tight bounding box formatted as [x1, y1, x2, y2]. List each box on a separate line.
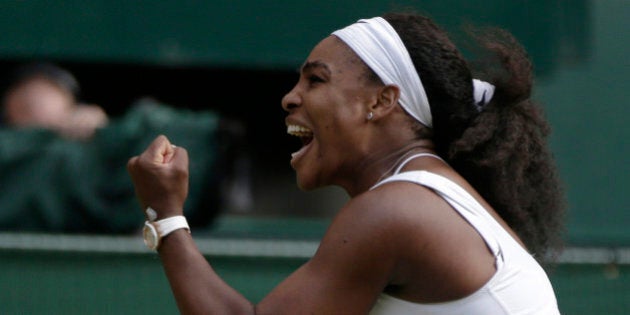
[347, 140, 436, 196]
[374, 141, 437, 181]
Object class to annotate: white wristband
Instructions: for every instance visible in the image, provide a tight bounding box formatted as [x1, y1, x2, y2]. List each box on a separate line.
[156, 216, 190, 237]
[143, 215, 190, 250]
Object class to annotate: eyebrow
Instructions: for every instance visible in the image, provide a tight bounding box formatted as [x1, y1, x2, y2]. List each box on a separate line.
[300, 60, 331, 76]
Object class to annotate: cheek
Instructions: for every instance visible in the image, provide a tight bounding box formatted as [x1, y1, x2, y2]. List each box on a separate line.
[317, 115, 364, 165]
[308, 86, 368, 150]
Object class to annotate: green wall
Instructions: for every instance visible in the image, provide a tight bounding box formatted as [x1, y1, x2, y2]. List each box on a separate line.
[0, 0, 580, 71]
[535, 0, 629, 245]
[0, 245, 628, 314]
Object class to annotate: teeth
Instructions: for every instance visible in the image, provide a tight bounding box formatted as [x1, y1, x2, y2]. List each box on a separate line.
[287, 125, 313, 137]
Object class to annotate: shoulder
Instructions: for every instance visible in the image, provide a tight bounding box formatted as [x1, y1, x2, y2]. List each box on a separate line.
[257, 182, 443, 312]
[344, 177, 450, 234]
[315, 180, 446, 266]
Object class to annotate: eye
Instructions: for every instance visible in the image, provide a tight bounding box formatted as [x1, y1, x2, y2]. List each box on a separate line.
[307, 75, 325, 85]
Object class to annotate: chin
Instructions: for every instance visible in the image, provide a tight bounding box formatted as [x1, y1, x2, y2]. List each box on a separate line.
[295, 174, 321, 192]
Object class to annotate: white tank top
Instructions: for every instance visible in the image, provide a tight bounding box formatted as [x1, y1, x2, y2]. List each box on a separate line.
[368, 153, 560, 315]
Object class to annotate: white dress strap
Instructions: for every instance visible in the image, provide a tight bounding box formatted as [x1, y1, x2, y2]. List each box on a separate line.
[393, 153, 444, 174]
[372, 171, 504, 264]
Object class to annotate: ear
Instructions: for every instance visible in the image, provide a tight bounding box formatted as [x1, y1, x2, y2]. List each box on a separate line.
[368, 84, 400, 118]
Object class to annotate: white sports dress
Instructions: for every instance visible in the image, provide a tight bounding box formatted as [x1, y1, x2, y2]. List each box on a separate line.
[369, 154, 560, 315]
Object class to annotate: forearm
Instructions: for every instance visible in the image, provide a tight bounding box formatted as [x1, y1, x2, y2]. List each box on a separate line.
[158, 230, 255, 315]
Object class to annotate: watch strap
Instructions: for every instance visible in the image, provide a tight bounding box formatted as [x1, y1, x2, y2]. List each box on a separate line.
[155, 215, 190, 238]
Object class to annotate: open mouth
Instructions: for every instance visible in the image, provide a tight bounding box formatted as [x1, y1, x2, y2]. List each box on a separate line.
[287, 124, 313, 145]
[287, 125, 313, 163]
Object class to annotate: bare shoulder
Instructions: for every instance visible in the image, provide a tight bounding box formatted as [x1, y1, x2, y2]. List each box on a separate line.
[316, 181, 445, 264]
[338, 177, 499, 302]
[256, 182, 442, 313]
[258, 178, 495, 312]
[340, 180, 448, 233]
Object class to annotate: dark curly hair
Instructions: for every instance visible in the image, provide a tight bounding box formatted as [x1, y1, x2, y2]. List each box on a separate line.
[382, 12, 565, 260]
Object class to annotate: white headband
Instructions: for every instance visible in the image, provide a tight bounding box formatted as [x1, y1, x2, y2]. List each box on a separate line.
[332, 17, 433, 128]
[332, 17, 496, 128]
[472, 78, 495, 111]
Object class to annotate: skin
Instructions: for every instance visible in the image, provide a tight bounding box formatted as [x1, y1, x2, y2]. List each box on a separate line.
[127, 36, 523, 314]
[3, 77, 108, 140]
[3, 77, 74, 128]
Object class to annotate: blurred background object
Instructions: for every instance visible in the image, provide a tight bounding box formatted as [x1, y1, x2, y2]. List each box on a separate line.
[1, 62, 108, 140]
[0, 0, 627, 314]
[0, 91, 248, 233]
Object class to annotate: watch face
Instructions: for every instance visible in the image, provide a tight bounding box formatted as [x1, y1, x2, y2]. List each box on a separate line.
[143, 222, 159, 250]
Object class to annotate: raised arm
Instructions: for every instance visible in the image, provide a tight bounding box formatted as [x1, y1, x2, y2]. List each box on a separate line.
[127, 135, 400, 314]
[127, 135, 253, 314]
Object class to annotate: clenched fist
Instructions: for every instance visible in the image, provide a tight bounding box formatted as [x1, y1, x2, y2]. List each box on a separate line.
[127, 135, 189, 220]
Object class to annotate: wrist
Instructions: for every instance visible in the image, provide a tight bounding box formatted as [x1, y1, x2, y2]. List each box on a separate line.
[143, 211, 190, 251]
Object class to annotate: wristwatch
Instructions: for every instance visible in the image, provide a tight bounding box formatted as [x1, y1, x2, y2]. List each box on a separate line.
[143, 207, 190, 251]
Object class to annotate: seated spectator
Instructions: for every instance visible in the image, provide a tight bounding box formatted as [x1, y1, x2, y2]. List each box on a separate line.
[1, 62, 108, 140]
[0, 63, 249, 233]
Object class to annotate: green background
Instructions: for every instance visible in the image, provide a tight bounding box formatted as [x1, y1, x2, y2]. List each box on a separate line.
[0, 0, 628, 314]
[0, 249, 627, 315]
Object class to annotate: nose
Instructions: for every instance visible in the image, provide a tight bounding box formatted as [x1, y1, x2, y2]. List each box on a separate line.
[281, 84, 301, 112]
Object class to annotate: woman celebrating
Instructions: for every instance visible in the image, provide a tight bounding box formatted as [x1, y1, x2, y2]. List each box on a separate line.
[128, 12, 564, 314]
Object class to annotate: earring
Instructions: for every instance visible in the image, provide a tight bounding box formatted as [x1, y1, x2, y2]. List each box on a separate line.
[366, 112, 374, 121]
